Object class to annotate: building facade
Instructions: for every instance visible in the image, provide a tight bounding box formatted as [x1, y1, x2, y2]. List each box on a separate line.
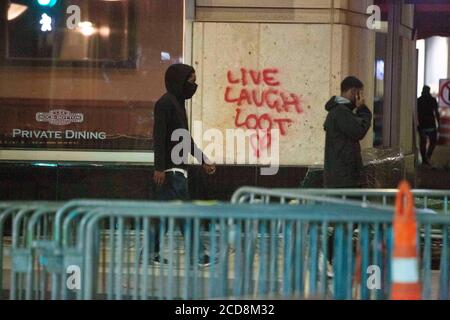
[0, 1, 432, 200]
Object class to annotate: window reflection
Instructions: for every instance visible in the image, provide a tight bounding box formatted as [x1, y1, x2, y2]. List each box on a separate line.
[6, 0, 135, 67]
[0, 0, 184, 154]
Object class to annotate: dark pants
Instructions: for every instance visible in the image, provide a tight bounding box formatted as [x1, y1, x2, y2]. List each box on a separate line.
[327, 195, 362, 264]
[152, 171, 189, 253]
[157, 171, 190, 202]
[419, 128, 437, 163]
[153, 171, 206, 256]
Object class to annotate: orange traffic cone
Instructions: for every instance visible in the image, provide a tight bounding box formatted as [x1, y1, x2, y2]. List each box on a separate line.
[391, 181, 421, 300]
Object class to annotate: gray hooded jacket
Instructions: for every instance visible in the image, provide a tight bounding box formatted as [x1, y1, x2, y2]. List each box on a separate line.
[323, 96, 372, 188]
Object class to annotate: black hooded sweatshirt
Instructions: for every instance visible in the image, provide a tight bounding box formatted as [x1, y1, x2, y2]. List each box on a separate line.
[323, 96, 372, 188]
[153, 64, 205, 172]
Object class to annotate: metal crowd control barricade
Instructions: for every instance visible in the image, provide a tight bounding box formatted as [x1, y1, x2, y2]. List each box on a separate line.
[4, 198, 450, 300]
[36, 200, 187, 300]
[5, 199, 145, 300]
[0, 202, 60, 300]
[26, 199, 218, 300]
[231, 187, 450, 214]
[77, 202, 399, 300]
[47, 197, 393, 300]
[0, 202, 15, 299]
[48, 200, 201, 300]
[231, 187, 450, 300]
[53, 201, 449, 300]
[6, 195, 343, 300]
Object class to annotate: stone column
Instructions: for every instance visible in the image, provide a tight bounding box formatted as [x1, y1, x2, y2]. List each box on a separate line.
[190, 0, 376, 166]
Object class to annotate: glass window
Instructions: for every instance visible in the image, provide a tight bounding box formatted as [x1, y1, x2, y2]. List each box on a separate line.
[373, 9, 389, 148]
[0, 0, 184, 159]
[6, 0, 135, 67]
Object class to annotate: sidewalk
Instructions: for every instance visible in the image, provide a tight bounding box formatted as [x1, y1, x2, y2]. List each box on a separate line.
[417, 146, 450, 189]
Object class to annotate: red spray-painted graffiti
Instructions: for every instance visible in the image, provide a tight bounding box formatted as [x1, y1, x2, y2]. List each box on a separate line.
[224, 68, 304, 157]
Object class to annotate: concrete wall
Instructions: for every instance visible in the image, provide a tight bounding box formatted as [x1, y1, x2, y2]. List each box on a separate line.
[396, 3, 418, 182]
[190, 0, 375, 166]
[399, 37, 417, 156]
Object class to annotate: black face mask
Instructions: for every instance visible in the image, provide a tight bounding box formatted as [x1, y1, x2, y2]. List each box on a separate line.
[182, 81, 198, 99]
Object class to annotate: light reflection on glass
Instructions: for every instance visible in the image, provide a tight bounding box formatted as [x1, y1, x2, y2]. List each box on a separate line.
[78, 21, 95, 37]
[7, 3, 28, 21]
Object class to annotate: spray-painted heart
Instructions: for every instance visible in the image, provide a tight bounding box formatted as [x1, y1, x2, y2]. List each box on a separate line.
[249, 130, 272, 158]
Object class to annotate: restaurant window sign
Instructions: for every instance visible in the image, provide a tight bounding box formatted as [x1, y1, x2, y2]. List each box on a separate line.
[0, 0, 184, 155]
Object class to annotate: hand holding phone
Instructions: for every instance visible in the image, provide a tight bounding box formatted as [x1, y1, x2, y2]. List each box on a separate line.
[356, 91, 365, 108]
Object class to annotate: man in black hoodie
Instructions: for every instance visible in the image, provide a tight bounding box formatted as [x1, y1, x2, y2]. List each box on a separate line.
[151, 63, 215, 266]
[323, 76, 372, 188]
[417, 85, 440, 166]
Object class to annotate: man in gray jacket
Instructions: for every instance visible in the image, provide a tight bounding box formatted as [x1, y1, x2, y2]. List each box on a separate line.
[323, 76, 372, 188]
[323, 76, 373, 269]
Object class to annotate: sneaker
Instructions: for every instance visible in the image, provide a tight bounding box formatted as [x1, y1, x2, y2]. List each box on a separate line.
[138, 247, 169, 266]
[198, 255, 217, 267]
[327, 263, 334, 278]
[318, 252, 334, 278]
[152, 254, 169, 265]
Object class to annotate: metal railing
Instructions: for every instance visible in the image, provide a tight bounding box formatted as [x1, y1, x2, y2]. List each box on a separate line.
[1, 198, 449, 300]
[0, 202, 61, 299]
[75, 202, 397, 300]
[231, 187, 450, 214]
